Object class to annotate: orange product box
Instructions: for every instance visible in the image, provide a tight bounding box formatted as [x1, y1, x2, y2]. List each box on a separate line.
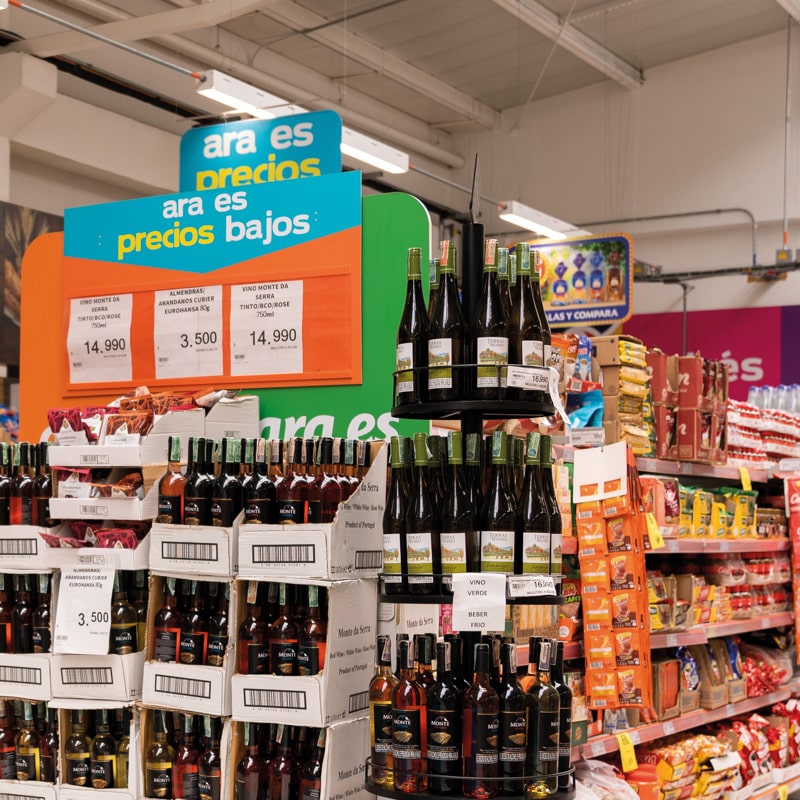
[647, 350, 680, 405]
[677, 407, 713, 462]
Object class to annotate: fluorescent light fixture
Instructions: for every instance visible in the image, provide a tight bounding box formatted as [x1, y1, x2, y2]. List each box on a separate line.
[341, 126, 409, 174]
[562, 228, 593, 239]
[498, 200, 576, 240]
[196, 69, 306, 118]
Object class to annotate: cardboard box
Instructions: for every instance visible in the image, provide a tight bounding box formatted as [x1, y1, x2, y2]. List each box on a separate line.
[51, 651, 144, 702]
[231, 578, 376, 727]
[205, 395, 260, 441]
[49, 482, 159, 522]
[711, 412, 727, 466]
[49, 409, 205, 467]
[238, 444, 386, 581]
[654, 404, 678, 460]
[678, 354, 710, 410]
[652, 659, 680, 720]
[0, 780, 57, 800]
[602, 393, 644, 421]
[142, 575, 236, 716]
[45, 533, 150, 571]
[690, 644, 728, 709]
[677, 408, 713, 462]
[0, 653, 53, 701]
[680, 687, 700, 713]
[149, 514, 241, 578]
[727, 677, 747, 703]
[592, 335, 645, 367]
[0, 525, 62, 571]
[647, 351, 680, 405]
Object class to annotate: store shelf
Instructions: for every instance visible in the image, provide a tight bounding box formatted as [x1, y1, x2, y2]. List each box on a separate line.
[703, 611, 793, 638]
[636, 456, 770, 483]
[652, 537, 790, 554]
[573, 683, 798, 760]
[391, 398, 556, 421]
[650, 629, 708, 648]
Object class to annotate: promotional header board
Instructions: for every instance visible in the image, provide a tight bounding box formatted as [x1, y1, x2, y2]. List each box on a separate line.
[179, 110, 342, 193]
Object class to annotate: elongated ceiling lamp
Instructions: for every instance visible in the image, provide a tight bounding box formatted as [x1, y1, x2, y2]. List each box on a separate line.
[197, 69, 409, 173]
[498, 200, 591, 240]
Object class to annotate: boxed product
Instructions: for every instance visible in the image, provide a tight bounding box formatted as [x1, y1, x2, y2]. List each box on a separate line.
[689, 643, 728, 709]
[51, 651, 144, 702]
[647, 350, 680, 405]
[652, 658, 681, 720]
[593, 335, 647, 367]
[677, 408, 713, 462]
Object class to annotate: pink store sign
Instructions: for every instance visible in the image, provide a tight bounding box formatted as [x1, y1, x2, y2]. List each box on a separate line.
[624, 305, 800, 401]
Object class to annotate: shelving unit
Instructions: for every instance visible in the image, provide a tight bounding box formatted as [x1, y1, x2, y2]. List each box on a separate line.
[653, 537, 790, 553]
[635, 456, 771, 483]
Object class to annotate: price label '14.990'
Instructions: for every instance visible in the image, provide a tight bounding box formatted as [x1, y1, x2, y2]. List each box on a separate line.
[229, 281, 303, 376]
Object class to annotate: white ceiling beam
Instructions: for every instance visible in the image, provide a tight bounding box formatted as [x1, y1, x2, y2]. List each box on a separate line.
[6, 0, 266, 58]
[256, 0, 501, 130]
[492, 0, 643, 91]
[774, 0, 800, 22]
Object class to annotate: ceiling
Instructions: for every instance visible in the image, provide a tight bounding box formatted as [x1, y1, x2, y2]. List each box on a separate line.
[0, 0, 796, 174]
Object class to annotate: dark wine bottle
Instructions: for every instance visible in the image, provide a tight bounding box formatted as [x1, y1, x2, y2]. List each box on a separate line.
[238, 582, 269, 675]
[308, 438, 342, 524]
[90, 709, 117, 789]
[383, 436, 410, 595]
[0, 577, 12, 654]
[173, 714, 199, 800]
[395, 246, 430, 406]
[550, 641, 573, 792]
[405, 433, 441, 596]
[498, 643, 525, 796]
[10, 443, 33, 526]
[157, 436, 185, 524]
[474, 238, 509, 400]
[275, 438, 309, 524]
[428, 240, 466, 402]
[267, 724, 297, 800]
[0, 445, 11, 525]
[298, 727, 325, 800]
[244, 438, 276, 524]
[32, 443, 55, 527]
[207, 582, 229, 668]
[517, 432, 550, 575]
[298, 584, 327, 676]
[427, 257, 440, 318]
[154, 577, 183, 663]
[440, 431, 476, 591]
[269, 583, 299, 676]
[11, 574, 33, 653]
[464, 433, 483, 511]
[540, 436, 563, 575]
[32, 573, 51, 653]
[462, 642, 499, 799]
[184, 437, 212, 526]
[496, 246, 512, 324]
[530, 251, 553, 371]
[392, 638, 427, 794]
[179, 581, 209, 666]
[210, 438, 243, 527]
[479, 432, 517, 574]
[197, 716, 221, 800]
[414, 633, 436, 691]
[525, 640, 559, 797]
[235, 721, 266, 800]
[427, 640, 462, 794]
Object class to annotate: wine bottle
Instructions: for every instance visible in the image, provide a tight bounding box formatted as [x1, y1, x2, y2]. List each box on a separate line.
[383, 436, 410, 595]
[465, 433, 483, 510]
[550, 641, 573, 792]
[65, 709, 91, 786]
[396, 246, 429, 406]
[525, 640, 559, 797]
[391, 638, 427, 793]
[179, 581, 209, 666]
[238, 581, 269, 675]
[157, 435, 185, 524]
[462, 642, 499, 799]
[9, 443, 33, 526]
[244, 438, 276, 524]
[132, 570, 149, 654]
[275, 438, 309, 524]
[11, 574, 33, 653]
[308, 438, 342, 523]
[414, 633, 436, 691]
[518, 433, 551, 575]
[32, 443, 55, 527]
[198, 716, 221, 800]
[498, 643, 526, 795]
[116, 710, 131, 789]
[268, 439, 284, 485]
[32, 573, 51, 653]
[427, 257, 440, 318]
[40, 704, 57, 784]
[426, 436, 445, 507]
[109, 571, 139, 655]
[154, 577, 183, 663]
[405, 433, 441, 596]
[298, 584, 326, 676]
[298, 727, 325, 800]
[446, 635, 471, 694]
[0, 445, 11, 525]
[479, 432, 517, 574]
[240, 439, 256, 494]
[428, 240, 466, 402]
[269, 583, 299, 676]
[90, 709, 117, 789]
[174, 714, 199, 800]
[509, 251, 518, 310]
[15, 701, 40, 781]
[540, 436, 563, 574]
[146, 710, 175, 799]
[474, 238, 509, 400]
[235, 722, 266, 800]
[211, 438, 244, 527]
[519, 638, 541, 694]
[369, 635, 398, 788]
[184, 437, 212, 526]
[207, 582, 229, 668]
[486, 636, 503, 696]
[529, 251, 553, 370]
[441, 431, 476, 590]
[0, 702, 16, 780]
[0, 576, 11, 654]
[497, 247, 512, 323]
[267, 724, 297, 800]
[427, 640, 462, 794]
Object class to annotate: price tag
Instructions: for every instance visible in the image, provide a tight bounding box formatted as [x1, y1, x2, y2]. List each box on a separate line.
[778, 784, 788, 800]
[153, 286, 223, 379]
[590, 741, 606, 758]
[663, 721, 676, 736]
[507, 575, 557, 598]
[53, 566, 114, 654]
[616, 732, 638, 772]
[451, 573, 506, 633]
[506, 365, 549, 391]
[646, 513, 666, 549]
[665, 634, 678, 648]
[229, 281, 303, 376]
[66, 294, 133, 384]
[739, 466, 752, 492]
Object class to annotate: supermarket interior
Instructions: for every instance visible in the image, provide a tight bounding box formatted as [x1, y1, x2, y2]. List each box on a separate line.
[3, 2, 800, 800]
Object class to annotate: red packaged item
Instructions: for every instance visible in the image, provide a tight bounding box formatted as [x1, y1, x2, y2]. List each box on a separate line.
[96, 528, 139, 550]
[48, 407, 82, 435]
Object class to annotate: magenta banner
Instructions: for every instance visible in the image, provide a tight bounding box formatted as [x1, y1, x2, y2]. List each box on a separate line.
[625, 305, 799, 401]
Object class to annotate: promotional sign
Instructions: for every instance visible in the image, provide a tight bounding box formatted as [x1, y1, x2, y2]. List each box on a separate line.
[59, 170, 362, 392]
[533, 234, 633, 327]
[179, 110, 342, 192]
[54, 566, 115, 655]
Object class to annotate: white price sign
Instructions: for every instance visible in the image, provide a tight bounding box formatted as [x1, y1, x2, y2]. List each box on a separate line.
[66, 294, 133, 384]
[451, 573, 506, 633]
[54, 566, 114, 654]
[229, 281, 303, 376]
[153, 286, 223, 379]
[507, 575, 557, 598]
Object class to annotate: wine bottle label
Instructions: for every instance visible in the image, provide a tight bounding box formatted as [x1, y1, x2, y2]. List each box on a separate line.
[210, 497, 235, 527]
[371, 701, 393, 753]
[395, 342, 415, 394]
[545, 343, 554, 368]
[182, 767, 199, 800]
[244, 498, 271, 524]
[157, 495, 182, 524]
[521, 531, 550, 574]
[392, 709, 422, 760]
[427, 709, 460, 761]
[198, 771, 221, 800]
[499, 709, 527, 762]
[154, 628, 180, 662]
[10, 497, 33, 526]
[550, 532, 563, 573]
[271, 641, 298, 675]
[479, 530, 515, 573]
[428, 338, 453, 389]
[276, 499, 308, 524]
[473, 712, 499, 765]
[382, 533, 402, 577]
[0, 746, 16, 779]
[406, 532, 434, 583]
[146, 765, 173, 798]
[246, 642, 270, 674]
[32, 625, 51, 653]
[535, 709, 560, 768]
[559, 704, 572, 761]
[119, 753, 129, 789]
[110, 622, 138, 655]
[522, 340, 545, 368]
[301, 783, 322, 800]
[179, 631, 209, 665]
[40, 753, 54, 783]
[297, 643, 320, 675]
[207, 634, 228, 667]
[91, 755, 115, 788]
[476, 336, 509, 388]
[16, 750, 39, 781]
[67, 754, 91, 785]
[307, 498, 323, 524]
[440, 532, 468, 574]
[184, 496, 210, 526]
[0, 622, 11, 653]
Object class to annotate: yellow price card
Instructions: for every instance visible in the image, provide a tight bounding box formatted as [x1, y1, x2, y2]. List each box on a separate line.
[739, 466, 752, 492]
[777, 785, 788, 800]
[646, 513, 666, 549]
[616, 732, 638, 772]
